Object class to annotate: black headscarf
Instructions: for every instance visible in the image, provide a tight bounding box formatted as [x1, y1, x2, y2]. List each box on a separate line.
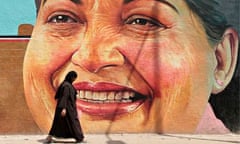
[55, 71, 77, 99]
[64, 71, 78, 84]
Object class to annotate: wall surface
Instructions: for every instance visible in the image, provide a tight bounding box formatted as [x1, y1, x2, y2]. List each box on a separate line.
[0, 0, 239, 134]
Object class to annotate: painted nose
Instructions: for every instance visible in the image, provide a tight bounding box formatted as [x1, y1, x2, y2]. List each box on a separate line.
[72, 40, 124, 73]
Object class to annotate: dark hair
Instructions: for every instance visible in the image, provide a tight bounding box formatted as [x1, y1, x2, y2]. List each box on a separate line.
[185, 0, 229, 43]
[35, 0, 41, 14]
[64, 71, 77, 83]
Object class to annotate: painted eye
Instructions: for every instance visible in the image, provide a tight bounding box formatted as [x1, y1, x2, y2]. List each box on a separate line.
[131, 18, 154, 26]
[125, 15, 166, 30]
[48, 14, 78, 23]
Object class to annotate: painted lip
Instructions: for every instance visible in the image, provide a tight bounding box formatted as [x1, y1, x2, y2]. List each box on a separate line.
[74, 82, 147, 117]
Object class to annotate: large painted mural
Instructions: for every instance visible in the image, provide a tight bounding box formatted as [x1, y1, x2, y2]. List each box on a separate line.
[0, 0, 239, 134]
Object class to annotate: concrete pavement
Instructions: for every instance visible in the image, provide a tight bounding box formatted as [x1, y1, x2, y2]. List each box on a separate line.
[0, 133, 240, 144]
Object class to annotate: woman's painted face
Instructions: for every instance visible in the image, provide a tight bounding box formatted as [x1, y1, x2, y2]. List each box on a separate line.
[23, 0, 216, 133]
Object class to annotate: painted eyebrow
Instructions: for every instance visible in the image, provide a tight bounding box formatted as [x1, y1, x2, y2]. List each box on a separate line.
[42, 0, 81, 7]
[42, 0, 178, 13]
[124, 0, 179, 13]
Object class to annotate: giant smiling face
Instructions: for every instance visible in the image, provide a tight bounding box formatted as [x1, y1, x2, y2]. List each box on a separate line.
[24, 0, 222, 133]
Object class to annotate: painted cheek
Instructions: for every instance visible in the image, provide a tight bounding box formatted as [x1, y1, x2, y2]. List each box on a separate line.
[122, 42, 188, 93]
[41, 40, 76, 72]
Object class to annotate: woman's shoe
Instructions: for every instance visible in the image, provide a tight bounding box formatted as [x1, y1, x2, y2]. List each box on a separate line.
[75, 139, 84, 143]
[45, 135, 53, 143]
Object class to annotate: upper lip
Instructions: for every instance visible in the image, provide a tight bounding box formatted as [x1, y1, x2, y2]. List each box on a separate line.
[74, 82, 136, 91]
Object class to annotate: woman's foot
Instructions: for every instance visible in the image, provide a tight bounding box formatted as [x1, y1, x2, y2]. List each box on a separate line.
[75, 135, 84, 143]
[75, 138, 85, 143]
[45, 135, 53, 143]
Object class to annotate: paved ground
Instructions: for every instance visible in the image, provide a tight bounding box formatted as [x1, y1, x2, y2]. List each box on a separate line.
[0, 134, 240, 144]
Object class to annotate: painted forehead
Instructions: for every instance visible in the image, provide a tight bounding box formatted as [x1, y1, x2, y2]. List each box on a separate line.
[36, 0, 180, 15]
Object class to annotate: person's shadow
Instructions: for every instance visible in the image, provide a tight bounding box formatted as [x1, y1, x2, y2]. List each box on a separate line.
[38, 138, 81, 143]
[38, 136, 126, 144]
[106, 140, 125, 144]
[106, 134, 126, 144]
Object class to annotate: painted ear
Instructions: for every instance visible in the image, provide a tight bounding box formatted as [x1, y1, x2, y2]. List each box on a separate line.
[212, 28, 239, 94]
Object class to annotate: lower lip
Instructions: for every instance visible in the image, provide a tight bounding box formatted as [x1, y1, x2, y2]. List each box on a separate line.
[76, 99, 145, 117]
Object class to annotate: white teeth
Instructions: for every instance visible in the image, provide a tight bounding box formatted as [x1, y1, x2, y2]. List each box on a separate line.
[122, 99, 132, 103]
[77, 90, 136, 103]
[108, 92, 115, 100]
[123, 91, 130, 99]
[92, 92, 99, 100]
[99, 92, 107, 101]
[85, 91, 93, 99]
[115, 92, 122, 100]
[79, 91, 85, 99]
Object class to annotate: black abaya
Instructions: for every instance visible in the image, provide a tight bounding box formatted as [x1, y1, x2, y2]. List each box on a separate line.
[49, 81, 84, 141]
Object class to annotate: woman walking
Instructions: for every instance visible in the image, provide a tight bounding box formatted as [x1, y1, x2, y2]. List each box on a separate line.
[46, 71, 84, 143]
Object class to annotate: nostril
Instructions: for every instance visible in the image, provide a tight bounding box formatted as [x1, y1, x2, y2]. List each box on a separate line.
[71, 51, 96, 72]
[71, 47, 125, 73]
